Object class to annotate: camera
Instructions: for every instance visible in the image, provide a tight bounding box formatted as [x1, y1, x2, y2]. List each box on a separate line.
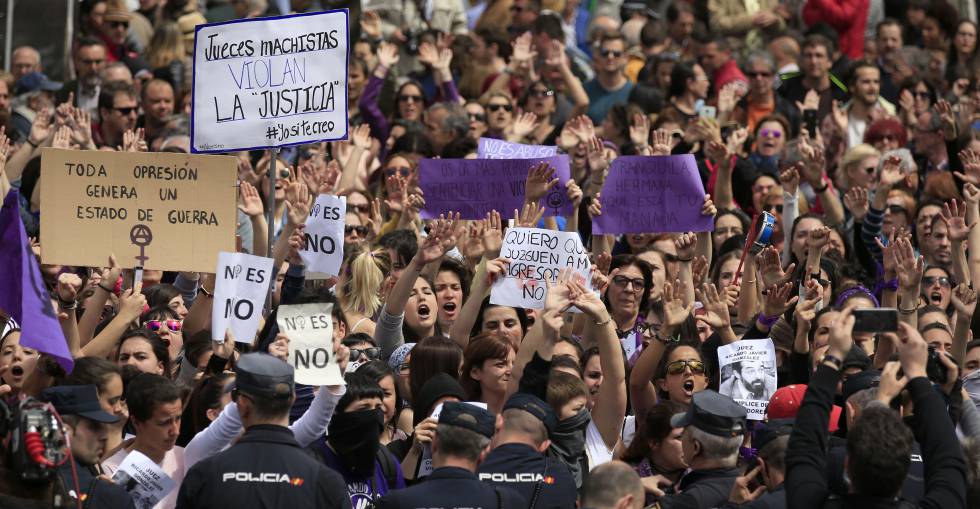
[404, 29, 422, 55]
[926, 347, 949, 385]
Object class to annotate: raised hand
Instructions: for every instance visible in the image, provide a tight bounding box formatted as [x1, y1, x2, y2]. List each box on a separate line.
[52, 125, 72, 149]
[515, 201, 545, 228]
[796, 274, 824, 327]
[952, 283, 977, 320]
[384, 173, 407, 213]
[558, 118, 580, 151]
[510, 32, 537, 66]
[238, 181, 265, 217]
[417, 41, 440, 68]
[485, 257, 510, 286]
[879, 155, 905, 189]
[284, 172, 311, 227]
[100, 254, 122, 291]
[70, 108, 93, 148]
[566, 180, 584, 208]
[941, 199, 971, 242]
[568, 115, 596, 143]
[807, 226, 832, 252]
[287, 225, 306, 265]
[674, 232, 697, 261]
[416, 214, 458, 264]
[568, 278, 607, 322]
[350, 123, 372, 150]
[893, 237, 923, 292]
[28, 107, 52, 147]
[650, 128, 672, 156]
[696, 283, 731, 329]
[758, 246, 794, 287]
[360, 10, 382, 39]
[704, 139, 730, 166]
[586, 135, 609, 173]
[118, 284, 147, 321]
[779, 165, 800, 196]
[588, 193, 602, 218]
[843, 187, 870, 222]
[956, 149, 980, 186]
[376, 42, 400, 69]
[56, 272, 83, 305]
[936, 99, 957, 138]
[524, 162, 558, 204]
[662, 279, 694, 335]
[483, 210, 503, 259]
[629, 113, 651, 150]
[964, 182, 980, 204]
[692, 255, 709, 288]
[512, 112, 539, 140]
[762, 281, 798, 317]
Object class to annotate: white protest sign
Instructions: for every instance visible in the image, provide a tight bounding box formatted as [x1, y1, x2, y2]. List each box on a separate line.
[718, 338, 778, 420]
[419, 401, 488, 477]
[212, 251, 274, 342]
[278, 303, 344, 386]
[111, 450, 176, 509]
[300, 194, 346, 276]
[491, 227, 592, 310]
[191, 10, 349, 153]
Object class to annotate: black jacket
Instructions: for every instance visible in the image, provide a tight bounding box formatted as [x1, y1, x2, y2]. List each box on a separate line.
[785, 364, 967, 509]
[175, 424, 351, 509]
[721, 484, 787, 509]
[657, 467, 740, 509]
[375, 466, 525, 509]
[477, 442, 578, 509]
[59, 459, 136, 509]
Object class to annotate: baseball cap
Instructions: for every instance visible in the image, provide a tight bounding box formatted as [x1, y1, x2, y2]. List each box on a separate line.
[15, 72, 62, 95]
[754, 418, 793, 450]
[234, 352, 295, 399]
[670, 390, 747, 437]
[504, 392, 558, 433]
[767, 384, 843, 432]
[439, 401, 496, 439]
[42, 385, 119, 423]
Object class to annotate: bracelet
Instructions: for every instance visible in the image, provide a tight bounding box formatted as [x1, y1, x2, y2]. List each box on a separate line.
[98, 282, 115, 294]
[198, 286, 213, 298]
[822, 354, 843, 370]
[813, 181, 829, 193]
[757, 313, 780, 328]
[899, 304, 919, 315]
[676, 256, 693, 262]
[654, 332, 681, 345]
[27, 138, 39, 149]
[56, 295, 77, 310]
[594, 316, 612, 327]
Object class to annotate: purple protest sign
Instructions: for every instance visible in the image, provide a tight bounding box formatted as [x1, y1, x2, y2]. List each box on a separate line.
[477, 138, 558, 159]
[419, 155, 573, 219]
[592, 155, 712, 235]
[0, 190, 73, 372]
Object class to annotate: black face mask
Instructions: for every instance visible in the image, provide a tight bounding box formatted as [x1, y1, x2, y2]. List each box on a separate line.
[548, 408, 591, 487]
[328, 407, 384, 477]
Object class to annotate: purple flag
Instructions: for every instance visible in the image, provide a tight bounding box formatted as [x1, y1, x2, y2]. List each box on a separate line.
[419, 155, 573, 220]
[0, 190, 72, 372]
[592, 155, 713, 235]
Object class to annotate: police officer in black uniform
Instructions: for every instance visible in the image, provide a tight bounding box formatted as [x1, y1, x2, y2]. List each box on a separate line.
[175, 353, 351, 509]
[657, 390, 747, 509]
[478, 393, 577, 509]
[42, 385, 136, 509]
[376, 402, 525, 509]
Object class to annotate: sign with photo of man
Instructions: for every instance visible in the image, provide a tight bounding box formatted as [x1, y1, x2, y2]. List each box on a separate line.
[718, 338, 777, 419]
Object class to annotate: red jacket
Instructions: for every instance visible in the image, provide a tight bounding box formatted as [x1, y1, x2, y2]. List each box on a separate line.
[802, 0, 868, 59]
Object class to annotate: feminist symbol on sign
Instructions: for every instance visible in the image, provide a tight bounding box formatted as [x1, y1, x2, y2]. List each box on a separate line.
[546, 188, 564, 215]
[129, 224, 153, 265]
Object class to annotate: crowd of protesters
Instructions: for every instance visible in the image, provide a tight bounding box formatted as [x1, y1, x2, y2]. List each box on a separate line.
[3, 0, 980, 507]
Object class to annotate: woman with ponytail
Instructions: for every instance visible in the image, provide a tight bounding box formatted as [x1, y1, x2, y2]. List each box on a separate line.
[337, 245, 393, 337]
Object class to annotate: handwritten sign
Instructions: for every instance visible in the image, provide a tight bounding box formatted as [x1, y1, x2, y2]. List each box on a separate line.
[39, 148, 236, 272]
[212, 251, 274, 343]
[191, 10, 349, 153]
[111, 450, 176, 509]
[591, 155, 712, 235]
[477, 138, 558, 159]
[299, 194, 346, 276]
[718, 338, 777, 420]
[278, 303, 344, 386]
[419, 155, 572, 220]
[490, 227, 591, 309]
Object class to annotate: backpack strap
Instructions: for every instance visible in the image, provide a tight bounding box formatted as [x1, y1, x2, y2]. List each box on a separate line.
[376, 447, 398, 488]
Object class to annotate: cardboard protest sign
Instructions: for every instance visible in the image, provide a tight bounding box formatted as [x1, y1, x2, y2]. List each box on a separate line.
[718, 338, 777, 420]
[419, 155, 572, 220]
[491, 227, 591, 309]
[212, 251, 274, 343]
[477, 137, 558, 159]
[39, 148, 236, 272]
[299, 194, 346, 276]
[191, 9, 349, 153]
[592, 155, 713, 235]
[111, 450, 176, 509]
[278, 302, 344, 386]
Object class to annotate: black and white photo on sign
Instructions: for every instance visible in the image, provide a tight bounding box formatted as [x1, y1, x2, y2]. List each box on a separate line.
[717, 338, 777, 420]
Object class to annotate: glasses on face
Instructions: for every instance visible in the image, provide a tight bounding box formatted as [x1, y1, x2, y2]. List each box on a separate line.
[468, 112, 487, 122]
[759, 128, 782, 138]
[766, 204, 784, 214]
[666, 359, 706, 375]
[612, 275, 645, 292]
[385, 166, 411, 178]
[265, 168, 290, 179]
[348, 203, 371, 214]
[109, 20, 129, 29]
[345, 225, 369, 236]
[529, 89, 555, 98]
[914, 90, 931, 99]
[862, 165, 878, 175]
[146, 319, 182, 332]
[885, 204, 907, 216]
[600, 49, 623, 58]
[487, 103, 513, 112]
[398, 94, 424, 104]
[350, 347, 381, 360]
[114, 106, 137, 116]
[747, 70, 773, 78]
[923, 275, 951, 287]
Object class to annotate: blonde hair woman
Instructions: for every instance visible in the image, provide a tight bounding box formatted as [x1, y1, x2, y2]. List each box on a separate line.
[338, 246, 393, 337]
[144, 21, 191, 95]
[837, 144, 881, 193]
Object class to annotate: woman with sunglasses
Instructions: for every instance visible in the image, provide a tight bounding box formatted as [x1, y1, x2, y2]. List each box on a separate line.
[837, 144, 881, 193]
[520, 82, 563, 145]
[921, 266, 954, 312]
[464, 101, 489, 140]
[484, 91, 516, 138]
[459, 334, 515, 415]
[342, 333, 383, 364]
[116, 328, 171, 377]
[143, 306, 183, 366]
[376, 153, 421, 234]
[897, 77, 936, 130]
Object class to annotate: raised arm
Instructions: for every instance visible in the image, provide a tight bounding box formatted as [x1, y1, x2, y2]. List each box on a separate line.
[941, 200, 971, 287]
[80, 285, 146, 358]
[951, 284, 977, 364]
[894, 237, 923, 331]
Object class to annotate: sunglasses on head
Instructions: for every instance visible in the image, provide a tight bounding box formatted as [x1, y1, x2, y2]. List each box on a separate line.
[398, 94, 424, 103]
[350, 347, 381, 360]
[468, 112, 487, 122]
[488, 103, 513, 112]
[385, 166, 411, 178]
[923, 275, 951, 287]
[666, 359, 706, 375]
[146, 319, 182, 332]
[530, 89, 555, 98]
[345, 225, 369, 236]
